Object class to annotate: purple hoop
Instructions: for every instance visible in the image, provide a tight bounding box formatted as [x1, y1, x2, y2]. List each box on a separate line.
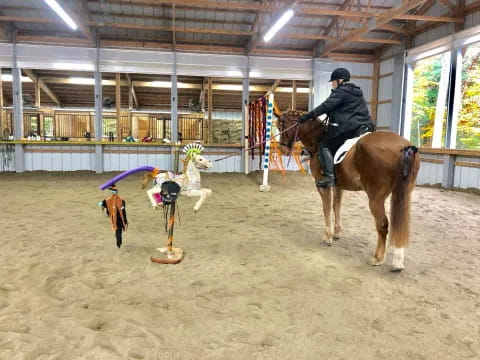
[99, 165, 156, 190]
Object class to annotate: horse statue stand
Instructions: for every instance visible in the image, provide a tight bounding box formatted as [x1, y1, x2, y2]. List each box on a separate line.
[98, 142, 213, 264]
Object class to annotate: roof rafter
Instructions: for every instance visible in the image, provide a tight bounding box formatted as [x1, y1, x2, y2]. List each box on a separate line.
[23, 69, 62, 106]
[319, 0, 428, 57]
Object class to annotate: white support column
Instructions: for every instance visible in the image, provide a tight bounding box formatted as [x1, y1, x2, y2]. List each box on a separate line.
[402, 63, 414, 141]
[260, 93, 274, 192]
[448, 49, 463, 149]
[171, 74, 178, 143]
[94, 45, 103, 173]
[171, 52, 179, 172]
[308, 58, 315, 111]
[12, 67, 23, 140]
[391, 49, 406, 135]
[242, 70, 249, 174]
[432, 52, 451, 148]
[12, 37, 24, 173]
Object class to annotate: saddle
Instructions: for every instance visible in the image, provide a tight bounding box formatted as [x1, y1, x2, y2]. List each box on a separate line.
[334, 130, 372, 164]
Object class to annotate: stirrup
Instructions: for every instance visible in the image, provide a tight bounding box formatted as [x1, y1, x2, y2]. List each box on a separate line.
[316, 177, 335, 188]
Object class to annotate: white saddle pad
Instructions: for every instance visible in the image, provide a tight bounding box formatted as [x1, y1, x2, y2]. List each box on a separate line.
[334, 132, 370, 165]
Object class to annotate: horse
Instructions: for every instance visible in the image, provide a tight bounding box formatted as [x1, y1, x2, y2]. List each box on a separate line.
[142, 143, 213, 212]
[278, 111, 420, 272]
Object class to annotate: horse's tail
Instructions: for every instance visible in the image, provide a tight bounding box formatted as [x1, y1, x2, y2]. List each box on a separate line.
[390, 146, 419, 248]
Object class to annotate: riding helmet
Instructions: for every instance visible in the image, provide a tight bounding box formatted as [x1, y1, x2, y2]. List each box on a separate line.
[329, 68, 351, 82]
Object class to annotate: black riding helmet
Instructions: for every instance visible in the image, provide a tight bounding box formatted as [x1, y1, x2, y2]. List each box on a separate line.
[329, 68, 351, 82]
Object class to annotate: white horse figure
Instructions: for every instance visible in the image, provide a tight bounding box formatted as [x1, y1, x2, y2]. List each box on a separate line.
[145, 143, 213, 212]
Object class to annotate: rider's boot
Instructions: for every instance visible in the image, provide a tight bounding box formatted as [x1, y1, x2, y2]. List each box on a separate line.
[316, 148, 335, 188]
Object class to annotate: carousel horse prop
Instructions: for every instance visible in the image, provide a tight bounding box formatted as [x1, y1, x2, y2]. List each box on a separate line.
[142, 143, 213, 212]
[278, 112, 420, 272]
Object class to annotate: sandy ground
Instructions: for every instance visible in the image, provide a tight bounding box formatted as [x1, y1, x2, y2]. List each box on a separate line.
[0, 171, 479, 360]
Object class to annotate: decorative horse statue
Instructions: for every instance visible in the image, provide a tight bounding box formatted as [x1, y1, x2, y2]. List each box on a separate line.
[143, 143, 213, 212]
[278, 112, 420, 272]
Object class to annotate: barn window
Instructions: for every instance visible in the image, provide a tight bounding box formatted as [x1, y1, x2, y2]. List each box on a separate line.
[450, 42, 480, 150]
[405, 51, 451, 148]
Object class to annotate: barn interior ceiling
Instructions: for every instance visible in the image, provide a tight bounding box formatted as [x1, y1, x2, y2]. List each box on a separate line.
[0, 0, 478, 110]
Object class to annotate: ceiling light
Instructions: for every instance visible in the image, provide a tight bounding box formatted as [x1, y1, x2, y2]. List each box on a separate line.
[1, 74, 32, 82]
[44, 0, 78, 30]
[263, 9, 294, 42]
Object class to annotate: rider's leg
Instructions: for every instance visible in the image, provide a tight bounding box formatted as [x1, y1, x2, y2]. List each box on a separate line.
[316, 147, 335, 188]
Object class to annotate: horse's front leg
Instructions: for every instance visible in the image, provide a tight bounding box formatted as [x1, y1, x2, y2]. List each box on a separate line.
[193, 189, 211, 212]
[333, 187, 343, 240]
[146, 187, 158, 208]
[317, 186, 334, 245]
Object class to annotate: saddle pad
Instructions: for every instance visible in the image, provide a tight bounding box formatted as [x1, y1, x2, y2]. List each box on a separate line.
[334, 132, 370, 165]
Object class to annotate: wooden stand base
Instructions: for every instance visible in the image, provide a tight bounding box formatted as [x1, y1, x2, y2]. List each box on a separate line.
[151, 247, 184, 264]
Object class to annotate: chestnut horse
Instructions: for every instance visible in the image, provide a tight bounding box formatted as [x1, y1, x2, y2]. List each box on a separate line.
[278, 111, 420, 272]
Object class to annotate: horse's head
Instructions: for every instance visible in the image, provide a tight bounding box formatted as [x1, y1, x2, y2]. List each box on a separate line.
[191, 154, 213, 170]
[278, 110, 304, 155]
[278, 111, 329, 154]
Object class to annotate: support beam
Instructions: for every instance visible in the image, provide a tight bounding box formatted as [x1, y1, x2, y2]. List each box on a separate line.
[242, 74, 249, 173]
[395, 14, 463, 22]
[265, 79, 281, 96]
[115, 73, 121, 140]
[61, 0, 95, 44]
[371, 57, 380, 124]
[436, 0, 456, 12]
[282, 33, 403, 44]
[415, 0, 437, 14]
[314, 0, 354, 57]
[320, 0, 427, 56]
[207, 77, 212, 144]
[94, 72, 102, 142]
[126, 74, 138, 108]
[172, 4, 176, 52]
[292, 80, 297, 111]
[171, 74, 178, 143]
[23, 69, 61, 106]
[34, 74, 41, 108]
[455, 0, 466, 32]
[199, 80, 205, 112]
[0, 24, 8, 41]
[390, 48, 406, 135]
[12, 67, 23, 140]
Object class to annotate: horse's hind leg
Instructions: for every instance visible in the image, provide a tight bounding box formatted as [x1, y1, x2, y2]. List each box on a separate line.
[333, 187, 343, 240]
[367, 195, 389, 266]
[317, 187, 334, 245]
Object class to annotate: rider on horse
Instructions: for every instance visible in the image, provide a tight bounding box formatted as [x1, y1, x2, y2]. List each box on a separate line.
[298, 68, 374, 188]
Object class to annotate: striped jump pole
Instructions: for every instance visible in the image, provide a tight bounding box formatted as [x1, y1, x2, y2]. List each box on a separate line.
[260, 93, 274, 192]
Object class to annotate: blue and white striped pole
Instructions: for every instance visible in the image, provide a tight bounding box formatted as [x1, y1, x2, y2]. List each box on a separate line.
[260, 93, 274, 192]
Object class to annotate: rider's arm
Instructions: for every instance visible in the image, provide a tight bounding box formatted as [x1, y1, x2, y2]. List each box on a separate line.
[299, 89, 344, 122]
[311, 89, 344, 117]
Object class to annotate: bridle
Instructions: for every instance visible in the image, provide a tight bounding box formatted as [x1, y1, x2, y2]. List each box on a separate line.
[279, 112, 302, 149]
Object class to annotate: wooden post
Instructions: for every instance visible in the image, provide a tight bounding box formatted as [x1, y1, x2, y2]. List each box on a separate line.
[292, 80, 297, 111]
[371, 57, 380, 124]
[208, 77, 212, 144]
[128, 74, 133, 135]
[34, 74, 40, 108]
[115, 73, 121, 140]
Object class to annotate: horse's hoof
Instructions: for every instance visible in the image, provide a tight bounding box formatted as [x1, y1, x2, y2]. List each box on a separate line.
[391, 267, 404, 273]
[333, 235, 341, 241]
[324, 240, 333, 246]
[368, 257, 384, 266]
